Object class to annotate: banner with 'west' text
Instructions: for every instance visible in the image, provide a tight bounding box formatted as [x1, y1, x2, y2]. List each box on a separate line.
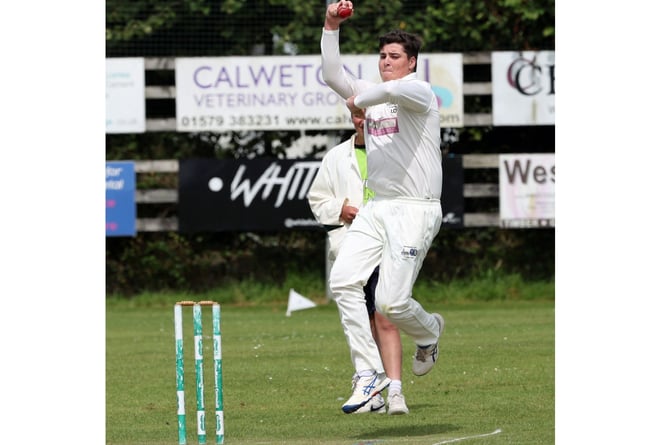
[499, 154, 555, 228]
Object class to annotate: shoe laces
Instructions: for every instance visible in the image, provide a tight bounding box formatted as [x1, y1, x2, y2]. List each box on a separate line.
[350, 373, 360, 390]
[415, 344, 437, 362]
[388, 393, 402, 401]
[350, 372, 380, 395]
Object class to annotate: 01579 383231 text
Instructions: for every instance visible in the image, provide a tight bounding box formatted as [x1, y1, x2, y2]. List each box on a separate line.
[180, 114, 279, 128]
[179, 113, 351, 129]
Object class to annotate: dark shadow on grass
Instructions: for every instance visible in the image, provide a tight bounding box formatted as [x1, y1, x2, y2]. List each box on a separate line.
[355, 422, 461, 439]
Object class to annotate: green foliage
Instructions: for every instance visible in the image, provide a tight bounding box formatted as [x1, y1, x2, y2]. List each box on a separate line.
[422, 228, 554, 283]
[107, 0, 297, 57]
[271, 0, 554, 54]
[106, 1, 180, 42]
[422, 0, 555, 51]
[107, 233, 197, 292]
[106, 231, 329, 295]
[105, 130, 314, 161]
[107, 0, 554, 56]
[106, 228, 554, 297]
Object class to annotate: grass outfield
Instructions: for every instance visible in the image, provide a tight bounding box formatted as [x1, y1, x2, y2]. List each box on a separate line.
[106, 300, 554, 445]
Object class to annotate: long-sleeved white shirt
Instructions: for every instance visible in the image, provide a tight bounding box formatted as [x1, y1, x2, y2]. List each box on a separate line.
[320, 28, 442, 200]
[307, 134, 363, 261]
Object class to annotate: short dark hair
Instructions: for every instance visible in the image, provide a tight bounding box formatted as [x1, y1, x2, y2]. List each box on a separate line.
[378, 29, 423, 70]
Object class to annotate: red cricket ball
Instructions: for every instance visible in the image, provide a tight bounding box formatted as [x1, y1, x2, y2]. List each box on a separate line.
[337, 6, 352, 18]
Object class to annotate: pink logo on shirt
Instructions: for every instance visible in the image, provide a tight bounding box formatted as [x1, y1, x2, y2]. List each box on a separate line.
[367, 117, 399, 136]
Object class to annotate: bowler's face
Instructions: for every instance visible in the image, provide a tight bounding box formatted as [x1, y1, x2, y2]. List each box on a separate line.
[352, 113, 365, 131]
[378, 43, 415, 81]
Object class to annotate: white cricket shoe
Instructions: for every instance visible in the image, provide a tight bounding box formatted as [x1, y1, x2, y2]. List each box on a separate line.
[387, 393, 409, 415]
[412, 313, 445, 376]
[354, 393, 386, 414]
[342, 372, 391, 414]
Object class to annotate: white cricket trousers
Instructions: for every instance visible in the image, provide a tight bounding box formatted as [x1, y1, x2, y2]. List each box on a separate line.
[329, 197, 443, 373]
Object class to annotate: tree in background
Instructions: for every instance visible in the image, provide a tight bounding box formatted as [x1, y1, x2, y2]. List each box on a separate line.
[107, 0, 554, 56]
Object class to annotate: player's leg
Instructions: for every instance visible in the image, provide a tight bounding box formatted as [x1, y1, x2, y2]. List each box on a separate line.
[366, 266, 408, 414]
[374, 199, 444, 376]
[330, 210, 388, 413]
[354, 275, 387, 414]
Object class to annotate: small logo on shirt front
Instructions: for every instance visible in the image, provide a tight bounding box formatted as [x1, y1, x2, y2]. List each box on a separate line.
[367, 117, 399, 136]
[401, 246, 418, 259]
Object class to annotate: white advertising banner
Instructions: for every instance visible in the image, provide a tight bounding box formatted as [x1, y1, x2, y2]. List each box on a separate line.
[106, 58, 146, 133]
[175, 54, 462, 131]
[492, 51, 555, 126]
[499, 154, 555, 228]
[425, 54, 463, 128]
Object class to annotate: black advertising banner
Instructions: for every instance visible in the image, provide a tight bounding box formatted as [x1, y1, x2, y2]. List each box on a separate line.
[179, 156, 465, 232]
[441, 154, 464, 228]
[179, 158, 322, 232]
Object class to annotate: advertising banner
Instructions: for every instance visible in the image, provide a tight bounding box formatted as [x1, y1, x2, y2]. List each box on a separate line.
[106, 161, 136, 236]
[106, 58, 146, 133]
[178, 158, 321, 232]
[499, 154, 555, 228]
[175, 54, 463, 131]
[492, 51, 555, 126]
[442, 155, 464, 228]
[178, 157, 464, 232]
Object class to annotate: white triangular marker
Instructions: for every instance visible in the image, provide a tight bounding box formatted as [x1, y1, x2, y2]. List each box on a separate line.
[286, 288, 317, 316]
